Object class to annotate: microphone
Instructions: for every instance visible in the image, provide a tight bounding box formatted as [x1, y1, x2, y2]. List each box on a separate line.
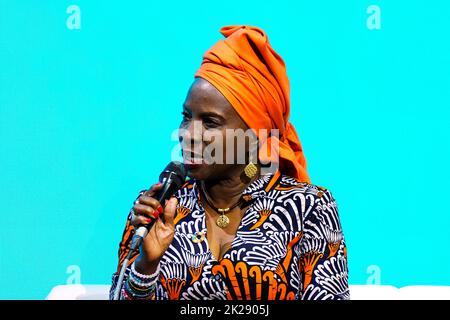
[129, 161, 187, 251]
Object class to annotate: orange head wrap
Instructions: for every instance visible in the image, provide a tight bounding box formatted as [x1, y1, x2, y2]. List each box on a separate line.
[195, 25, 310, 182]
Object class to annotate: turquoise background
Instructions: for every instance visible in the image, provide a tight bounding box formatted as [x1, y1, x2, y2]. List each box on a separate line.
[1, 1, 449, 299]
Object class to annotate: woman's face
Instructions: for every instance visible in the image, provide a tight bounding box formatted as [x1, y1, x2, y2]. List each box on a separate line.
[179, 78, 254, 181]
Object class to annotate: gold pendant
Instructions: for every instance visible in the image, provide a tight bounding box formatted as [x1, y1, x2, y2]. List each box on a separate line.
[216, 214, 230, 228]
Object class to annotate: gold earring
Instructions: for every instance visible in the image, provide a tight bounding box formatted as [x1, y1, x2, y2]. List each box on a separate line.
[244, 162, 258, 179]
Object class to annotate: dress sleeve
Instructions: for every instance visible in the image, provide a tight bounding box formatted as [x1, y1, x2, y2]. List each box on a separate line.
[299, 188, 350, 300]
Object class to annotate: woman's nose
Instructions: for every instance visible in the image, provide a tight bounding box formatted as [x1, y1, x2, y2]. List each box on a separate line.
[179, 120, 203, 145]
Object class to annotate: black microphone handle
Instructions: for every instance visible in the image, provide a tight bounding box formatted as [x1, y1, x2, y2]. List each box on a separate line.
[155, 173, 177, 205]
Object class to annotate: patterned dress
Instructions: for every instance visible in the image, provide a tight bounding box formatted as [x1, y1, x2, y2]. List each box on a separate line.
[110, 171, 349, 300]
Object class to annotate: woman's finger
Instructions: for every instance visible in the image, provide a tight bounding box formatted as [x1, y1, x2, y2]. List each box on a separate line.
[138, 195, 164, 213]
[144, 182, 163, 197]
[130, 211, 154, 227]
[133, 203, 159, 219]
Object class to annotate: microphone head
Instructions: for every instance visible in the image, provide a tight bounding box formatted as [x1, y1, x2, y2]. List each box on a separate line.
[159, 161, 187, 189]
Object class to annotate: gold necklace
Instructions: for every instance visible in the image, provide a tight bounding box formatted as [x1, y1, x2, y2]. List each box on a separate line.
[199, 181, 243, 228]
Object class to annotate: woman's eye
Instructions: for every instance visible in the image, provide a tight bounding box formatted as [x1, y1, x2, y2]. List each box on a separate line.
[203, 120, 221, 129]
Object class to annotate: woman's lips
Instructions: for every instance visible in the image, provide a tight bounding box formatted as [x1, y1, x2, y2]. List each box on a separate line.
[184, 163, 204, 171]
[183, 160, 205, 171]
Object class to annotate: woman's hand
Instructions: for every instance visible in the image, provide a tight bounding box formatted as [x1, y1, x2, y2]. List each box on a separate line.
[130, 183, 178, 275]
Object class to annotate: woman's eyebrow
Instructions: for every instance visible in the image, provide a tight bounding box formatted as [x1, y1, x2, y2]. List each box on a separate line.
[182, 104, 226, 120]
[198, 111, 226, 121]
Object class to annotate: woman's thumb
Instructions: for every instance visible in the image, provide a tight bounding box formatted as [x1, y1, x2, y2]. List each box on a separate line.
[163, 197, 178, 225]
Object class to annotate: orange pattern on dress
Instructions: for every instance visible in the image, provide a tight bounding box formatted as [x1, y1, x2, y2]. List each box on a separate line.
[117, 220, 140, 273]
[301, 251, 323, 289]
[274, 184, 307, 191]
[275, 232, 303, 283]
[328, 242, 340, 258]
[189, 265, 203, 285]
[159, 274, 186, 300]
[174, 206, 191, 225]
[212, 259, 296, 300]
[250, 209, 272, 230]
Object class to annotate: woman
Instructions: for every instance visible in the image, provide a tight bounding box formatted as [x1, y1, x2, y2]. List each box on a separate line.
[110, 25, 349, 300]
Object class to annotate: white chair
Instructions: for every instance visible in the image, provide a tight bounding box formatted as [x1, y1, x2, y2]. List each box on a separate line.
[349, 285, 399, 300]
[398, 286, 450, 300]
[45, 284, 450, 300]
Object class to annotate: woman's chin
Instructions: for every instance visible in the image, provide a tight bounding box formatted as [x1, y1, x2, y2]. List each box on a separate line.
[184, 163, 208, 180]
